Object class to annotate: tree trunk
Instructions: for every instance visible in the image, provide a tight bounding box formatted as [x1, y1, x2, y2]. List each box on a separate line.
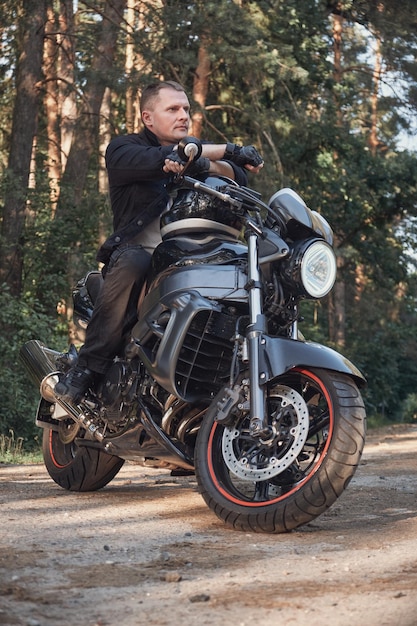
[99, 87, 111, 197]
[58, 0, 77, 174]
[125, 0, 136, 134]
[42, 0, 127, 316]
[44, 3, 61, 213]
[327, 251, 346, 348]
[55, 0, 127, 218]
[329, 8, 346, 348]
[126, 1, 148, 133]
[192, 41, 211, 139]
[0, 0, 47, 296]
[369, 31, 382, 155]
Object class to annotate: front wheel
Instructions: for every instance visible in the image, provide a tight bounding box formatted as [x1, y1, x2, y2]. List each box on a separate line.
[42, 424, 125, 491]
[194, 368, 366, 533]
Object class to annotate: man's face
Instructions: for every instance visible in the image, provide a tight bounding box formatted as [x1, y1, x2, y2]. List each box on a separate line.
[142, 87, 190, 145]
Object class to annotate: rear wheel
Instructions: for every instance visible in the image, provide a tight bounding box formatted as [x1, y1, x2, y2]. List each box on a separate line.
[42, 423, 124, 491]
[194, 368, 366, 533]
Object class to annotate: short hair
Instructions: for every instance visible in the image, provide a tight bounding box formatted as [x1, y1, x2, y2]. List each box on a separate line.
[140, 81, 186, 114]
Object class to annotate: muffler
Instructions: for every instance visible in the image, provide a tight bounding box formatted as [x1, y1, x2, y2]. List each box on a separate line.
[19, 340, 62, 402]
[20, 340, 105, 442]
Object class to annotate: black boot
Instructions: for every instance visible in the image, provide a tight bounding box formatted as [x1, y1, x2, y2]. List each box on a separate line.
[55, 364, 95, 404]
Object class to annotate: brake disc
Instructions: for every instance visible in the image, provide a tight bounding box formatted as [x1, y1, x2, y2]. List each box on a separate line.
[58, 419, 81, 444]
[221, 385, 310, 481]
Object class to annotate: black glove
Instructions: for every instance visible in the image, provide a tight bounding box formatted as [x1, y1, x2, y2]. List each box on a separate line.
[165, 149, 186, 165]
[224, 143, 263, 168]
[165, 149, 210, 176]
[187, 156, 210, 176]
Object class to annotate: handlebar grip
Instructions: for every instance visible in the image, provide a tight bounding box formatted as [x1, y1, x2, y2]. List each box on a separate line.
[184, 143, 199, 158]
[177, 136, 202, 161]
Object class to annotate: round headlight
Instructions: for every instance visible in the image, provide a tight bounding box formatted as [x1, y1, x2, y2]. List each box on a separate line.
[301, 241, 337, 298]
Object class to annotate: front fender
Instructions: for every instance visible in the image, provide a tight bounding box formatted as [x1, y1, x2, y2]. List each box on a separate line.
[260, 336, 366, 386]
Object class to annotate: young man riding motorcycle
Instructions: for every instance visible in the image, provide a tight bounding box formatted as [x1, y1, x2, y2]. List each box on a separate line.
[55, 80, 263, 404]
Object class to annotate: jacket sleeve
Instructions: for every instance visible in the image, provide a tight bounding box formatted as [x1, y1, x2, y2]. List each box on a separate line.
[227, 162, 248, 186]
[105, 136, 174, 186]
[106, 134, 249, 187]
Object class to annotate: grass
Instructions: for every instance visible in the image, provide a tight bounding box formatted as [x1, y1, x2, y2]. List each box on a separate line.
[366, 414, 410, 430]
[0, 430, 43, 464]
[0, 415, 413, 466]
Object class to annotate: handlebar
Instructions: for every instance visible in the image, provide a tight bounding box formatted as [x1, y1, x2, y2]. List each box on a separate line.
[180, 176, 269, 215]
[189, 178, 243, 209]
[177, 137, 202, 162]
[176, 176, 268, 237]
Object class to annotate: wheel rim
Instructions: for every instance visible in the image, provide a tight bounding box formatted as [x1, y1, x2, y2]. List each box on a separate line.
[58, 419, 81, 444]
[47, 427, 79, 468]
[206, 368, 334, 507]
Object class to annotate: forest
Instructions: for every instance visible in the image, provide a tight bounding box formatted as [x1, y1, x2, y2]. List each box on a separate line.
[1, 0, 417, 449]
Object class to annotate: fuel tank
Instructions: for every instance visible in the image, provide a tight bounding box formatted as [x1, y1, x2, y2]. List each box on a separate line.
[132, 238, 249, 401]
[144, 236, 249, 310]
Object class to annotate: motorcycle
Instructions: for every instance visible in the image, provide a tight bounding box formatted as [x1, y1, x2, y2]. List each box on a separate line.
[20, 138, 366, 533]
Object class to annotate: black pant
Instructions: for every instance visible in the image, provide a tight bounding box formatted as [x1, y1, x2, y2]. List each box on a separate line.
[77, 243, 152, 374]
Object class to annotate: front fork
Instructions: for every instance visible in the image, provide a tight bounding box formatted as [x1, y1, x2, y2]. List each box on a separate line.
[245, 231, 270, 438]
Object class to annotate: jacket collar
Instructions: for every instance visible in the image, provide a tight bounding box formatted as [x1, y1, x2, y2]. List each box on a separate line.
[141, 126, 161, 146]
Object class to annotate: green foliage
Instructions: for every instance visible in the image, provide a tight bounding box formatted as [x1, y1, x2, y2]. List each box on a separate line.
[0, 429, 43, 464]
[400, 393, 417, 423]
[0, 288, 67, 449]
[18, 164, 110, 310]
[1, 0, 417, 441]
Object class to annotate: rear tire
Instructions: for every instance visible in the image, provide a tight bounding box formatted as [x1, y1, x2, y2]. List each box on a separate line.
[195, 368, 366, 533]
[42, 426, 124, 492]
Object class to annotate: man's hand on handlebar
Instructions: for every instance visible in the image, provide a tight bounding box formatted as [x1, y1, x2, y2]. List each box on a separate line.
[224, 143, 264, 174]
[244, 161, 264, 174]
[163, 139, 264, 176]
[163, 148, 210, 176]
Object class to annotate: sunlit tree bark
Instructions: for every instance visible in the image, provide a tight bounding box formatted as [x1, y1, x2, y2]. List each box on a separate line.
[58, 0, 77, 174]
[99, 87, 111, 196]
[44, 3, 61, 213]
[191, 40, 210, 138]
[0, 0, 47, 296]
[125, 0, 139, 133]
[328, 6, 346, 348]
[55, 0, 127, 217]
[369, 8, 384, 155]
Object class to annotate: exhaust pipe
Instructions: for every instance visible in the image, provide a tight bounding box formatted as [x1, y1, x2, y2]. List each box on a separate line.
[20, 340, 62, 403]
[20, 340, 105, 442]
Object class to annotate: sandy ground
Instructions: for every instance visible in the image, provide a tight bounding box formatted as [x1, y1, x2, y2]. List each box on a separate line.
[0, 423, 416, 626]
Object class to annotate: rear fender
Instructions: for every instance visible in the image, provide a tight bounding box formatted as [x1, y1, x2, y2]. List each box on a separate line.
[35, 398, 61, 430]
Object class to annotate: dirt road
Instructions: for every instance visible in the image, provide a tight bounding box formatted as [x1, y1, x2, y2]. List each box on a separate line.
[0, 424, 416, 626]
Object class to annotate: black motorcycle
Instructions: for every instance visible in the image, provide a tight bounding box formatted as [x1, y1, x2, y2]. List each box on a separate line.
[20, 138, 366, 533]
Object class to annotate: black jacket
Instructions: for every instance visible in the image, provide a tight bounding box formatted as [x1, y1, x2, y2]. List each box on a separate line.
[97, 127, 248, 264]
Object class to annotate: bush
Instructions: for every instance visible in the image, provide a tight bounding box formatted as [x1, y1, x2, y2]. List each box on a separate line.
[0, 429, 43, 464]
[400, 393, 417, 423]
[0, 289, 66, 450]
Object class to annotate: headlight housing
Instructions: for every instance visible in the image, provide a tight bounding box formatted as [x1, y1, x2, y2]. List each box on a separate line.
[280, 239, 337, 299]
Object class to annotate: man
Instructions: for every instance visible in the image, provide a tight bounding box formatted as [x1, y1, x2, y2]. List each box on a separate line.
[55, 80, 263, 404]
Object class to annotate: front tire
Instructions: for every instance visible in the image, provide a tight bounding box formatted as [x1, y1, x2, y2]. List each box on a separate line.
[194, 368, 366, 533]
[42, 425, 125, 491]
